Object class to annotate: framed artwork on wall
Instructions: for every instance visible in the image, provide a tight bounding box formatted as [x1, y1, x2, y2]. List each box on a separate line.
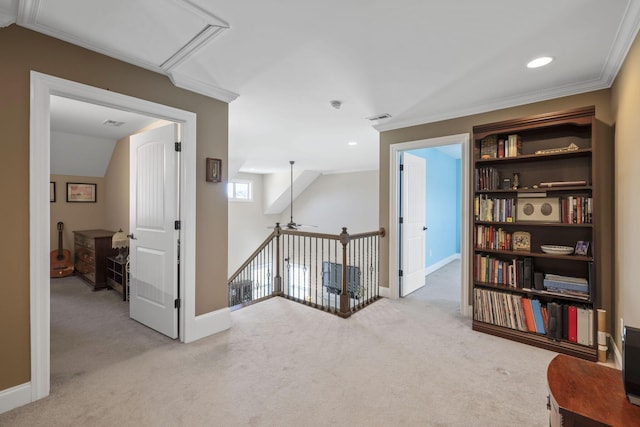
[66, 182, 97, 203]
[206, 158, 222, 183]
[50, 182, 56, 202]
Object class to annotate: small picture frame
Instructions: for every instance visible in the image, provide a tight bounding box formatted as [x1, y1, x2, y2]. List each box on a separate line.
[575, 240, 590, 256]
[206, 158, 222, 183]
[66, 182, 97, 203]
[512, 231, 531, 251]
[50, 182, 56, 202]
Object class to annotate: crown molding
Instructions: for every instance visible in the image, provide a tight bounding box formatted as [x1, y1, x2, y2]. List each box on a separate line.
[161, 24, 227, 71]
[600, 0, 640, 86]
[374, 77, 610, 133]
[169, 72, 239, 103]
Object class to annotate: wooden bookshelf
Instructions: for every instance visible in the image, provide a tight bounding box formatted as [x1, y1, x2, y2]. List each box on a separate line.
[471, 106, 613, 361]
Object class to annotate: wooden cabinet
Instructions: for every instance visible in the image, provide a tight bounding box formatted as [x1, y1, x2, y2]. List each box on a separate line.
[73, 229, 117, 291]
[106, 256, 128, 301]
[547, 354, 640, 426]
[471, 106, 613, 361]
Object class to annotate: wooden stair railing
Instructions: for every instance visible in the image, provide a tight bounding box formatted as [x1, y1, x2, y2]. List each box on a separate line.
[228, 224, 385, 317]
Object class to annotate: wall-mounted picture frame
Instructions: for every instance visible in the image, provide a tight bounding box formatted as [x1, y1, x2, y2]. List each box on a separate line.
[66, 182, 97, 203]
[206, 158, 222, 183]
[575, 240, 590, 256]
[50, 182, 56, 202]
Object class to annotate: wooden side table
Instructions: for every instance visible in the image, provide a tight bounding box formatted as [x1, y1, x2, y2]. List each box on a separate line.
[547, 354, 640, 426]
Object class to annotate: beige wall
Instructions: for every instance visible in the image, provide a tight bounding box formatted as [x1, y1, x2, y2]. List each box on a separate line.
[611, 31, 640, 348]
[0, 24, 228, 391]
[104, 135, 131, 234]
[50, 175, 107, 260]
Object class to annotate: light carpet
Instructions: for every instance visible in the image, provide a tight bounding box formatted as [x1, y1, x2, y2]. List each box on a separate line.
[1, 260, 556, 426]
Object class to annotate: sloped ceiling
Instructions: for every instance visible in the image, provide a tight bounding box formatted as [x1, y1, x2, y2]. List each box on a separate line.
[3, 0, 640, 178]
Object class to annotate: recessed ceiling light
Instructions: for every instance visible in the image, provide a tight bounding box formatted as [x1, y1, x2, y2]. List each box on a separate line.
[348, 141, 358, 146]
[527, 56, 553, 68]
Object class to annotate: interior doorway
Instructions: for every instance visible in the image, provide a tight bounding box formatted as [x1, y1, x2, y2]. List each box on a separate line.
[388, 133, 471, 316]
[30, 71, 197, 402]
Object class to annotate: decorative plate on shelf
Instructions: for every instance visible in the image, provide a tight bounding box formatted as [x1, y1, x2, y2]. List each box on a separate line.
[540, 245, 574, 255]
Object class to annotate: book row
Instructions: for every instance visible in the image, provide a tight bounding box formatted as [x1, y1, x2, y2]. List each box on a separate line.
[474, 254, 532, 288]
[475, 225, 512, 250]
[474, 253, 592, 297]
[473, 195, 593, 224]
[474, 196, 515, 222]
[474, 167, 500, 191]
[473, 288, 594, 346]
[479, 134, 522, 159]
[561, 195, 593, 224]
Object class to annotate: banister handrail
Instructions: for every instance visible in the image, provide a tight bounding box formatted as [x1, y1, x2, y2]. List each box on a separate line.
[228, 230, 276, 283]
[349, 227, 386, 240]
[228, 223, 385, 316]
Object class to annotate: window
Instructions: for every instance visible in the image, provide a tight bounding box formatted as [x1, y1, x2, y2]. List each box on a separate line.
[227, 180, 252, 201]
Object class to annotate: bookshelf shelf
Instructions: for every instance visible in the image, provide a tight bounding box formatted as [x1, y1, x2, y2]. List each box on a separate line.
[474, 282, 592, 304]
[471, 106, 612, 361]
[472, 321, 597, 361]
[475, 221, 593, 229]
[473, 248, 593, 262]
[477, 186, 593, 195]
[474, 148, 592, 165]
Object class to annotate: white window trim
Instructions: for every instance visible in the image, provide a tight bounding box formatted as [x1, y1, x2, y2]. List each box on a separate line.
[227, 178, 253, 202]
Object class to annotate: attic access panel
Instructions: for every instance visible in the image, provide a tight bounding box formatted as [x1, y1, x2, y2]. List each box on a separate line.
[21, 0, 228, 69]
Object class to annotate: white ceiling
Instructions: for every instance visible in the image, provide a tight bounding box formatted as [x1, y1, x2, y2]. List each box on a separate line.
[4, 0, 640, 176]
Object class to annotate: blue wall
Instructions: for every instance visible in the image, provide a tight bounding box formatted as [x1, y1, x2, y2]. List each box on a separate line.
[408, 147, 460, 268]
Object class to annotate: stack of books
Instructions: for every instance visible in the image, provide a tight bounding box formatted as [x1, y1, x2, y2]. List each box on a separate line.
[543, 274, 589, 299]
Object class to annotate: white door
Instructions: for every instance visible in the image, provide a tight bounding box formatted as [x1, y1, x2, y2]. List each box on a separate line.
[400, 152, 427, 296]
[129, 123, 180, 338]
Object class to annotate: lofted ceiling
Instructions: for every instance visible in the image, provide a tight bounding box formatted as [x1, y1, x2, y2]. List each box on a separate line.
[3, 0, 640, 177]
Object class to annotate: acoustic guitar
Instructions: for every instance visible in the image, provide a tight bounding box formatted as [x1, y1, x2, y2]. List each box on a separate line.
[50, 221, 74, 278]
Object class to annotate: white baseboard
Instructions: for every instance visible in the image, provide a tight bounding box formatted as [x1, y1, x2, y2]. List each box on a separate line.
[464, 304, 473, 318]
[611, 336, 622, 369]
[425, 253, 460, 277]
[184, 307, 231, 343]
[379, 286, 391, 299]
[0, 383, 31, 414]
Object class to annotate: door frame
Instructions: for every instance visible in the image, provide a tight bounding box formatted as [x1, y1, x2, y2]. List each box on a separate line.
[388, 133, 471, 316]
[30, 71, 197, 401]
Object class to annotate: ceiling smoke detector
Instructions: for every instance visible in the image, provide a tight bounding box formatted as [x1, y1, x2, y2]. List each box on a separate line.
[330, 100, 342, 109]
[366, 113, 392, 121]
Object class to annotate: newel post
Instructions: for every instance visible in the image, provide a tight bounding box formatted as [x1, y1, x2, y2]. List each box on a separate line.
[273, 223, 283, 296]
[338, 227, 351, 318]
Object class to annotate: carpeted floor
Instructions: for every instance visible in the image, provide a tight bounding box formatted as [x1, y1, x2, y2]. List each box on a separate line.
[1, 260, 556, 426]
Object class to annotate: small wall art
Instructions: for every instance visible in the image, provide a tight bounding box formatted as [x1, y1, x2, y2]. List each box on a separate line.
[206, 158, 222, 183]
[66, 182, 97, 203]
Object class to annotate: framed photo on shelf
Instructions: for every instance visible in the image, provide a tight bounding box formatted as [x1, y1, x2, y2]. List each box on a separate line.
[50, 182, 56, 202]
[512, 231, 531, 251]
[206, 158, 222, 183]
[66, 182, 97, 203]
[575, 240, 590, 256]
[516, 197, 561, 223]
